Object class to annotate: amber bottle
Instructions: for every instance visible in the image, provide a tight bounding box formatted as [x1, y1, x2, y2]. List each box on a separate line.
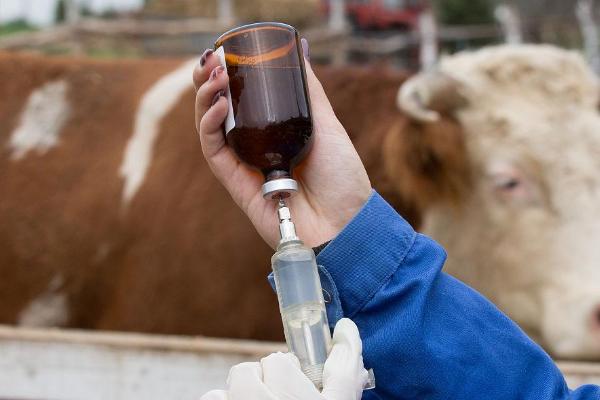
[214, 22, 313, 198]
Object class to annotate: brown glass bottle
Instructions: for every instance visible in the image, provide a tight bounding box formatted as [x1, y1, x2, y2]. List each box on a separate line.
[215, 22, 313, 197]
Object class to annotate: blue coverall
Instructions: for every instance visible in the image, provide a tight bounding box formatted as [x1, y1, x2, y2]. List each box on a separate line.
[272, 191, 600, 399]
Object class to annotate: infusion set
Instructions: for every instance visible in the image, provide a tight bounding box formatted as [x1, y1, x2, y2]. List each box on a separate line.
[214, 22, 374, 390]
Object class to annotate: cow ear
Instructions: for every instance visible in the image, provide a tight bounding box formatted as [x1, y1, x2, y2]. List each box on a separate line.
[382, 116, 472, 214]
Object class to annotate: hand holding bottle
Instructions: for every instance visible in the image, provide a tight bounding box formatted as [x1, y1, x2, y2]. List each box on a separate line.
[193, 40, 371, 249]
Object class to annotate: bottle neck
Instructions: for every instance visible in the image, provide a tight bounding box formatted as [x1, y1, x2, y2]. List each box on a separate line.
[266, 169, 291, 182]
[277, 199, 301, 247]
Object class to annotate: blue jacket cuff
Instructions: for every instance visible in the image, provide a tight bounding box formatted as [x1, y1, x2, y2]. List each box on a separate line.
[316, 190, 417, 318]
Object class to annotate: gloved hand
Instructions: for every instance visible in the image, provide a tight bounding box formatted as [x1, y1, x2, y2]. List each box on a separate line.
[200, 318, 368, 400]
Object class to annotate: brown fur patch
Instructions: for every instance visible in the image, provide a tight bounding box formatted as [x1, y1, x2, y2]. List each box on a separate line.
[0, 53, 468, 339]
[383, 116, 472, 216]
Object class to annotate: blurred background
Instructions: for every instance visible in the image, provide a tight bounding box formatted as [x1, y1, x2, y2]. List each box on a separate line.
[1, 1, 600, 399]
[0, 0, 598, 72]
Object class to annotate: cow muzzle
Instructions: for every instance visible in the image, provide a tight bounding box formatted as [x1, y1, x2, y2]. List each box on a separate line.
[541, 288, 600, 360]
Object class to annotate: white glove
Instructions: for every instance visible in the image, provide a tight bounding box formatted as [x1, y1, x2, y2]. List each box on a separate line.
[200, 318, 368, 400]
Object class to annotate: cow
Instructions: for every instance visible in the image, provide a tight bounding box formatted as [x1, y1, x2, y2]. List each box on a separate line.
[1, 44, 599, 360]
[0, 52, 407, 342]
[395, 44, 600, 359]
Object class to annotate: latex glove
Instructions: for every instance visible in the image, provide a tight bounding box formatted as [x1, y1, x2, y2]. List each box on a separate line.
[200, 318, 368, 400]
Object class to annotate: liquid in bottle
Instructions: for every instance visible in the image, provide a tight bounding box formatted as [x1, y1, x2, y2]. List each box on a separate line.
[214, 23, 313, 195]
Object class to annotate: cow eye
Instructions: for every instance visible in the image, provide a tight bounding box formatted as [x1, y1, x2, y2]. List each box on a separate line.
[496, 177, 521, 191]
[488, 161, 541, 206]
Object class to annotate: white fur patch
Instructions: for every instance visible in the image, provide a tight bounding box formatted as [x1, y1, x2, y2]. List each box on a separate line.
[119, 59, 197, 205]
[17, 275, 68, 328]
[418, 45, 600, 358]
[8, 80, 71, 160]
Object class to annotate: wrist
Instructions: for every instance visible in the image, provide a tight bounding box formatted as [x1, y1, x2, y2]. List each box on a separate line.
[322, 188, 372, 244]
[315, 191, 418, 317]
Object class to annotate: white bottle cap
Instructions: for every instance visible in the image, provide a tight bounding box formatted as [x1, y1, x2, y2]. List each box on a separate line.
[262, 178, 298, 199]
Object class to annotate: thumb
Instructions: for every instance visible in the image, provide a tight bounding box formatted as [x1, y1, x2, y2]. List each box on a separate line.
[321, 319, 369, 400]
[261, 352, 322, 399]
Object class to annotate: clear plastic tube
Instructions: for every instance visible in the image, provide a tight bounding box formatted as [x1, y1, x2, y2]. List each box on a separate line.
[271, 201, 375, 391]
[272, 240, 331, 388]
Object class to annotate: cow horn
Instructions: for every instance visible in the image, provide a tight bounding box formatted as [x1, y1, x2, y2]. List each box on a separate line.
[397, 72, 468, 123]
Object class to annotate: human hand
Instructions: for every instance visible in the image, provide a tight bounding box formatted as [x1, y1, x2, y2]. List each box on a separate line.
[193, 41, 371, 248]
[200, 318, 368, 400]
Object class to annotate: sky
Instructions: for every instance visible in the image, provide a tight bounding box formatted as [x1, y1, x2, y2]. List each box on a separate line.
[0, 0, 145, 26]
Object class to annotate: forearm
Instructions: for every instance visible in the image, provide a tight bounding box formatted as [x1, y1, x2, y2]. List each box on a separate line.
[313, 191, 599, 400]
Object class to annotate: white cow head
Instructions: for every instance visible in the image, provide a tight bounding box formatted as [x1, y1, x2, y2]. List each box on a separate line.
[390, 45, 600, 359]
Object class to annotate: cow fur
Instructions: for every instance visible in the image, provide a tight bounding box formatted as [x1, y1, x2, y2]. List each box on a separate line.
[2, 46, 599, 358]
[0, 52, 411, 341]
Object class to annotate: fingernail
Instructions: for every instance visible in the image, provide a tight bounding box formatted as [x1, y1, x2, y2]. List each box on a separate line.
[210, 66, 224, 81]
[211, 89, 225, 106]
[301, 38, 310, 62]
[199, 49, 213, 67]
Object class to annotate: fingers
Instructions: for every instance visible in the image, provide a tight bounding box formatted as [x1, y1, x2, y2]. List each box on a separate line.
[301, 37, 310, 61]
[196, 65, 229, 128]
[332, 317, 363, 355]
[261, 352, 321, 398]
[192, 49, 243, 190]
[321, 319, 368, 400]
[197, 96, 228, 158]
[193, 49, 220, 90]
[227, 362, 277, 400]
[195, 66, 230, 162]
[199, 390, 228, 400]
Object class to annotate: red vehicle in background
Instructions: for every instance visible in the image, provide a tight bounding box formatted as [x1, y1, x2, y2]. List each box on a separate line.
[322, 0, 427, 31]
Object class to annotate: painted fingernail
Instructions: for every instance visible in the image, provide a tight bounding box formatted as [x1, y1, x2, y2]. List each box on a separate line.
[211, 89, 225, 106]
[301, 38, 310, 62]
[210, 66, 224, 81]
[199, 49, 213, 67]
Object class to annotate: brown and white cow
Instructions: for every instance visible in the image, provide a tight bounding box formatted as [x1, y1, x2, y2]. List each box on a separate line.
[0, 52, 407, 341]
[1, 44, 599, 359]
[395, 45, 600, 359]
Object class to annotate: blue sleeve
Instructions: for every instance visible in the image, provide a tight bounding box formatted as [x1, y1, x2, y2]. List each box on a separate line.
[313, 191, 599, 399]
